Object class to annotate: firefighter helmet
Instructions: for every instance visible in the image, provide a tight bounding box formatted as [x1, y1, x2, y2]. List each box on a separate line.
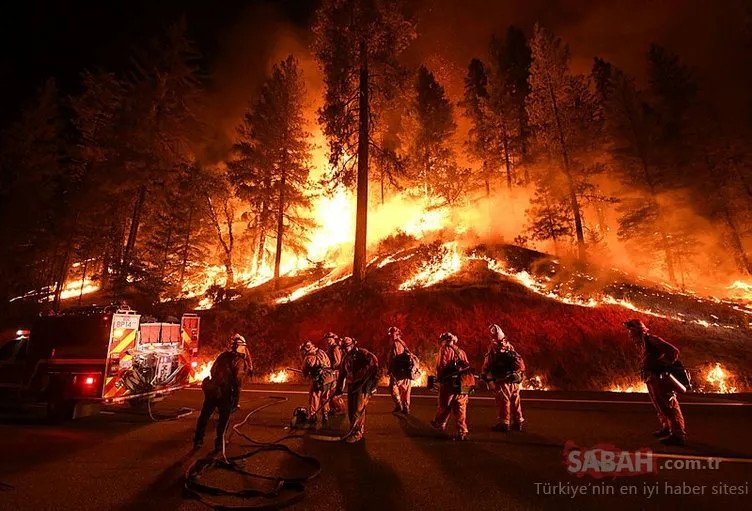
[624, 319, 648, 333]
[300, 340, 316, 354]
[489, 324, 505, 340]
[231, 334, 247, 349]
[340, 337, 356, 349]
[439, 332, 457, 344]
[387, 326, 401, 337]
[322, 332, 339, 344]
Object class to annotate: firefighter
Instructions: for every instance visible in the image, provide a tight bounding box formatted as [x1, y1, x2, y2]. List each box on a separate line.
[386, 326, 413, 414]
[334, 337, 379, 443]
[624, 319, 687, 446]
[482, 324, 525, 432]
[323, 332, 345, 416]
[301, 340, 334, 426]
[430, 332, 471, 441]
[193, 334, 251, 452]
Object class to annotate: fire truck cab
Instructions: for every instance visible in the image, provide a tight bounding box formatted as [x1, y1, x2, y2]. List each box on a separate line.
[0, 305, 200, 420]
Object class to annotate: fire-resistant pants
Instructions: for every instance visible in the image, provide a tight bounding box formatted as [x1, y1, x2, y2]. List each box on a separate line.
[347, 390, 370, 435]
[308, 383, 329, 420]
[327, 372, 346, 415]
[647, 377, 686, 437]
[494, 382, 523, 426]
[434, 387, 469, 434]
[390, 376, 412, 410]
[194, 392, 233, 450]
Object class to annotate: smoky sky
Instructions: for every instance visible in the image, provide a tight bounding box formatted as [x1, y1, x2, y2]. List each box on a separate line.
[2, 0, 748, 128]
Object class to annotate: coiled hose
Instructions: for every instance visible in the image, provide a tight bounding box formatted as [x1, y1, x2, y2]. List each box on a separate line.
[184, 396, 322, 510]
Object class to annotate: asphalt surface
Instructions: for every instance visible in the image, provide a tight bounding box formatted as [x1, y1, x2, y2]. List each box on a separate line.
[1, 386, 751, 511]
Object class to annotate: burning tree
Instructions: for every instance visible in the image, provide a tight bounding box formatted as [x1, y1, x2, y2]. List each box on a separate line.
[592, 53, 697, 285]
[229, 56, 313, 289]
[526, 24, 600, 261]
[410, 66, 467, 204]
[313, 0, 416, 282]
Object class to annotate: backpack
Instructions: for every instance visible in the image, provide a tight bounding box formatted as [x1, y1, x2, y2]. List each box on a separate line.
[442, 346, 475, 395]
[489, 348, 525, 381]
[391, 345, 421, 381]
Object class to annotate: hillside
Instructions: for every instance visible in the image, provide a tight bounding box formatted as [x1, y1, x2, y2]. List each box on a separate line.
[197, 241, 752, 392]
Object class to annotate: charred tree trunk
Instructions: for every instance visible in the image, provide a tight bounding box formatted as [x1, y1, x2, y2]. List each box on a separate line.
[78, 257, 89, 306]
[546, 78, 586, 260]
[120, 185, 147, 288]
[380, 168, 385, 205]
[274, 173, 286, 290]
[352, 40, 369, 283]
[53, 216, 78, 312]
[178, 207, 193, 289]
[502, 129, 513, 190]
[206, 195, 235, 288]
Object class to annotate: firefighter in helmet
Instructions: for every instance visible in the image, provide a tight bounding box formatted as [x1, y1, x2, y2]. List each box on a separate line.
[431, 332, 471, 441]
[334, 337, 379, 443]
[194, 334, 251, 452]
[300, 340, 334, 426]
[386, 326, 414, 414]
[482, 324, 525, 432]
[624, 319, 687, 445]
[323, 332, 345, 415]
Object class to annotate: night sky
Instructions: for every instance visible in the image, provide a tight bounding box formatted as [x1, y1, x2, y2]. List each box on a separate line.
[1, 0, 749, 127]
[0, 0, 316, 125]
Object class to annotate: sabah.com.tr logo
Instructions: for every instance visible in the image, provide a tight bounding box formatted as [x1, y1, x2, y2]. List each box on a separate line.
[564, 441, 655, 478]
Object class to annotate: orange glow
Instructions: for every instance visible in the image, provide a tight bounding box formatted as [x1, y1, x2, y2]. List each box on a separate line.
[521, 375, 549, 391]
[608, 382, 648, 393]
[268, 369, 290, 383]
[400, 242, 461, 290]
[705, 363, 737, 393]
[189, 360, 213, 384]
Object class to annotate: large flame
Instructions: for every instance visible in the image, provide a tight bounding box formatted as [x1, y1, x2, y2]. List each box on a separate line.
[705, 363, 737, 393]
[521, 375, 549, 391]
[399, 242, 462, 291]
[189, 360, 213, 384]
[268, 369, 290, 383]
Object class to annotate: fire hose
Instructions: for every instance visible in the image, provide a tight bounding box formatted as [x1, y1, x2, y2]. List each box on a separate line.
[184, 396, 322, 510]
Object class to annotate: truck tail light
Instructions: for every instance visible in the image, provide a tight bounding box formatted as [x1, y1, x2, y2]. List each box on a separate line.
[84, 376, 95, 385]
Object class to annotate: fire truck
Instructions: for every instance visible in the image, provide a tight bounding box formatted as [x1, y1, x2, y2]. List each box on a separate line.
[0, 305, 200, 420]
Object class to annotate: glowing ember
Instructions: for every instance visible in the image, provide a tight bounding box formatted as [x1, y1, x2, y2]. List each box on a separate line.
[377, 251, 415, 268]
[400, 242, 462, 290]
[189, 361, 213, 384]
[705, 363, 737, 393]
[268, 369, 290, 383]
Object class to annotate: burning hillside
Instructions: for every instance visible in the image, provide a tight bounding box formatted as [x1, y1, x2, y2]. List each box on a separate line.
[196, 238, 751, 392]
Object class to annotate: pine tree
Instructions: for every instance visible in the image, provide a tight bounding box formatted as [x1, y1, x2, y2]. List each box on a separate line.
[411, 66, 463, 203]
[487, 26, 532, 188]
[460, 58, 495, 195]
[526, 25, 599, 261]
[228, 56, 314, 289]
[313, 0, 415, 282]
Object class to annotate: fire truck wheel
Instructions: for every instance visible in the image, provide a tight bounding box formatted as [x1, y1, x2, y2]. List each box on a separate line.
[47, 397, 75, 421]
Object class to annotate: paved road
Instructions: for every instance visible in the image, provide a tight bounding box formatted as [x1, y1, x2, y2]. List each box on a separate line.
[1, 386, 751, 511]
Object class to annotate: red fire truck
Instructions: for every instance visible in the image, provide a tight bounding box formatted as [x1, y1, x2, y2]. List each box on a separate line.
[0, 305, 200, 419]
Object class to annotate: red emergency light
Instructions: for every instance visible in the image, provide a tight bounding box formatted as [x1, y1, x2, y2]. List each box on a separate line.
[84, 376, 95, 385]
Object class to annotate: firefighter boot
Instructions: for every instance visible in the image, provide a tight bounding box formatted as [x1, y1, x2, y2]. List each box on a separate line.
[430, 420, 446, 433]
[512, 421, 525, 432]
[491, 423, 509, 432]
[402, 404, 410, 415]
[455, 432, 469, 441]
[653, 427, 671, 438]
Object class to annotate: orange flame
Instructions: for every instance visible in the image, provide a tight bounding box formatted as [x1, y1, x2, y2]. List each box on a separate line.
[608, 381, 648, 393]
[268, 369, 290, 383]
[189, 360, 213, 384]
[521, 375, 549, 391]
[705, 363, 737, 393]
[400, 242, 462, 290]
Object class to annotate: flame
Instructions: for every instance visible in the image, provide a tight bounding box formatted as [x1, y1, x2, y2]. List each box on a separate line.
[189, 360, 213, 384]
[727, 281, 752, 301]
[276, 272, 350, 304]
[521, 375, 549, 391]
[196, 296, 214, 310]
[705, 363, 737, 393]
[608, 382, 648, 393]
[268, 369, 290, 383]
[59, 277, 100, 300]
[399, 242, 462, 290]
